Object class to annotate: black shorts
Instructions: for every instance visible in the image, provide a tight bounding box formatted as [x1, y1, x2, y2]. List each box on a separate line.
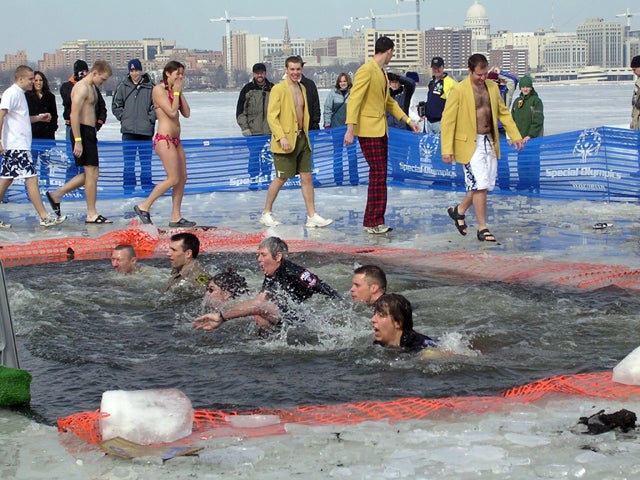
[71, 124, 99, 167]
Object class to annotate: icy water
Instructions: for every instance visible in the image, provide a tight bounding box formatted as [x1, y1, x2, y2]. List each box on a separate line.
[2, 82, 640, 479]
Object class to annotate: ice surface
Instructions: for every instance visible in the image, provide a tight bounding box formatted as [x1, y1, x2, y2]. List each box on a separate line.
[100, 388, 194, 444]
[612, 345, 640, 385]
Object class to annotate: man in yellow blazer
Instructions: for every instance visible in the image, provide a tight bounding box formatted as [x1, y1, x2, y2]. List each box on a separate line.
[344, 36, 421, 235]
[441, 53, 525, 243]
[260, 56, 332, 229]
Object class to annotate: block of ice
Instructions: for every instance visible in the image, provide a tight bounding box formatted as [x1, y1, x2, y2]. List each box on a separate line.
[613, 346, 640, 385]
[225, 414, 281, 428]
[100, 388, 194, 444]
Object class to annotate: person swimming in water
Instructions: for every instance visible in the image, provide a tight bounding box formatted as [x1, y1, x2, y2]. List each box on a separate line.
[371, 293, 437, 352]
[192, 236, 340, 333]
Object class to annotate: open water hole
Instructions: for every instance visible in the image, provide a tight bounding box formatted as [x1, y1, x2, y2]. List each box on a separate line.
[6, 251, 640, 424]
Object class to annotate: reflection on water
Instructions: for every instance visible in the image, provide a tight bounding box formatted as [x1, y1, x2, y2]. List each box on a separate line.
[8, 253, 640, 424]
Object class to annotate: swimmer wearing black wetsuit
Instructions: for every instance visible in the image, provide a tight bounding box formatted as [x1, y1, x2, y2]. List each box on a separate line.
[262, 258, 340, 323]
[375, 330, 437, 352]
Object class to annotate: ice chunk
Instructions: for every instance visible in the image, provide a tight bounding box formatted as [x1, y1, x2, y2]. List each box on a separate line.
[100, 389, 193, 444]
[613, 346, 640, 385]
[225, 414, 281, 428]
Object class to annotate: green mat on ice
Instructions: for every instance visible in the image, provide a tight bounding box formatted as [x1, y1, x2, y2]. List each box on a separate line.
[0, 365, 31, 406]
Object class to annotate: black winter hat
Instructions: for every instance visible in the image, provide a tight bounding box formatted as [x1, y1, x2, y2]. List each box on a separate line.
[73, 60, 89, 75]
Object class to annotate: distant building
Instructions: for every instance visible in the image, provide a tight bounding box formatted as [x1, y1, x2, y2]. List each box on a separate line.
[464, 0, 490, 56]
[0, 50, 27, 71]
[489, 47, 528, 77]
[577, 18, 625, 68]
[424, 27, 472, 71]
[364, 29, 425, 71]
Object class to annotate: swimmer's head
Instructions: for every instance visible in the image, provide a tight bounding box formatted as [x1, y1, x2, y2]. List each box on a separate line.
[111, 244, 137, 274]
[372, 293, 413, 331]
[351, 265, 387, 305]
[210, 265, 248, 299]
[257, 237, 288, 276]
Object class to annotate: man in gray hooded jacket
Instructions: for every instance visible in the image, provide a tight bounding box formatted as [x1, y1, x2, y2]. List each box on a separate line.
[236, 63, 274, 188]
[112, 58, 156, 194]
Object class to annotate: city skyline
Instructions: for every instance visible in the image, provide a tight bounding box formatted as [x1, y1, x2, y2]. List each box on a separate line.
[4, 0, 638, 61]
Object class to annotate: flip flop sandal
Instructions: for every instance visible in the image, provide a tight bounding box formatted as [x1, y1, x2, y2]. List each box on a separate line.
[477, 228, 496, 242]
[447, 206, 467, 236]
[133, 205, 153, 224]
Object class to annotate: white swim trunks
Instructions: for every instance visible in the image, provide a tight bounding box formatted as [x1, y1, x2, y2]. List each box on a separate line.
[463, 134, 497, 191]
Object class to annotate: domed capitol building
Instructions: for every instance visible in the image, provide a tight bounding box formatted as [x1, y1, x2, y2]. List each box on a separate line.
[464, 0, 490, 56]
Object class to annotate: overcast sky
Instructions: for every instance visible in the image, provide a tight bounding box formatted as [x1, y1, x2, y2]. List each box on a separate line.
[6, 0, 637, 60]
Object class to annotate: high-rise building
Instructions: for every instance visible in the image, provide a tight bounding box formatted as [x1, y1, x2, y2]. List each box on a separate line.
[489, 47, 528, 77]
[364, 29, 425, 71]
[424, 28, 472, 71]
[577, 18, 625, 68]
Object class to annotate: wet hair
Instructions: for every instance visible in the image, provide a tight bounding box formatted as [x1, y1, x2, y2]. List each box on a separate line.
[258, 236, 289, 259]
[373, 293, 413, 331]
[285, 55, 303, 68]
[354, 265, 387, 292]
[171, 232, 200, 258]
[91, 60, 112, 76]
[114, 244, 136, 259]
[334, 72, 352, 90]
[14, 65, 33, 81]
[33, 71, 51, 94]
[162, 60, 185, 85]
[212, 265, 249, 298]
[375, 36, 395, 54]
[468, 53, 488, 71]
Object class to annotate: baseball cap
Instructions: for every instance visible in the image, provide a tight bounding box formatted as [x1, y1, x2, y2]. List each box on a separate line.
[128, 58, 142, 71]
[252, 63, 267, 73]
[431, 57, 444, 68]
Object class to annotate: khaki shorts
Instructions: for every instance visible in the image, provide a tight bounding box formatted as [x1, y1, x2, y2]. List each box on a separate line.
[273, 132, 312, 179]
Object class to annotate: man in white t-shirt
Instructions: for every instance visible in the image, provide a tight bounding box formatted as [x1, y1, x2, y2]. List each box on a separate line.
[0, 65, 67, 228]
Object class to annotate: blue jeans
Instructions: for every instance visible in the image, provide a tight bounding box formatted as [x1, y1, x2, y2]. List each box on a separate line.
[122, 133, 153, 193]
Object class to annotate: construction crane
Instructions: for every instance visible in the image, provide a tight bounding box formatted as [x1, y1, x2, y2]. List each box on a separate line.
[396, 0, 425, 30]
[210, 11, 287, 79]
[616, 8, 640, 29]
[351, 9, 416, 30]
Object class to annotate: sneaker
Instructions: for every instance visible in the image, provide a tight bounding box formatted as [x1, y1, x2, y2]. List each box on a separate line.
[363, 224, 393, 234]
[0, 219, 11, 229]
[305, 213, 333, 228]
[40, 214, 67, 227]
[260, 212, 281, 227]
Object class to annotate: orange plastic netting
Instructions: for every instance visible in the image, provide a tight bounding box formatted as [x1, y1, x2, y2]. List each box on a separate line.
[57, 372, 640, 445]
[2, 225, 640, 291]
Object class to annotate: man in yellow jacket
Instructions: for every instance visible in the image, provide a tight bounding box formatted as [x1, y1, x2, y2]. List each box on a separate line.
[260, 56, 332, 229]
[345, 36, 421, 235]
[441, 53, 525, 243]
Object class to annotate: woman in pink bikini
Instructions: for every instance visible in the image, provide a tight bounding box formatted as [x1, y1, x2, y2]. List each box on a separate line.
[134, 61, 194, 227]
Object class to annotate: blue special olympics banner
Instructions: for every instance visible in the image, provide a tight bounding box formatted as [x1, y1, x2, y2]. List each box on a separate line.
[7, 126, 639, 203]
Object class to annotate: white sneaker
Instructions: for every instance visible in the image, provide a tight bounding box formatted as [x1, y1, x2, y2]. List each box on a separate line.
[260, 212, 280, 227]
[305, 213, 333, 228]
[40, 214, 68, 227]
[0, 219, 11, 229]
[363, 224, 393, 234]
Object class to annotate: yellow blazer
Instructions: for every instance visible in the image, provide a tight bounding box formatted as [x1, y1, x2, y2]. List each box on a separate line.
[440, 76, 522, 164]
[346, 59, 406, 138]
[267, 79, 311, 154]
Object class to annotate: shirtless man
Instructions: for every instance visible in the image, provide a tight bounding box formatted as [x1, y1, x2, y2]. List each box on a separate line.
[259, 55, 332, 229]
[133, 61, 194, 228]
[440, 54, 524, 243]
[47, 60, 112, 224]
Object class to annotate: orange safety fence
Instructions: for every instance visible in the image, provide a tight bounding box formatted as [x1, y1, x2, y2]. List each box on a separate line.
[2, 225, 640, 291]
[57, 371, 640, 446]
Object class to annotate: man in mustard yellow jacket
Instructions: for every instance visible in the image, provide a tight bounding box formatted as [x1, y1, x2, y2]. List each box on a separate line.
[260, 56, 332, 229]
[345, 36, 421, 235]
[441, 53, 525, 243]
